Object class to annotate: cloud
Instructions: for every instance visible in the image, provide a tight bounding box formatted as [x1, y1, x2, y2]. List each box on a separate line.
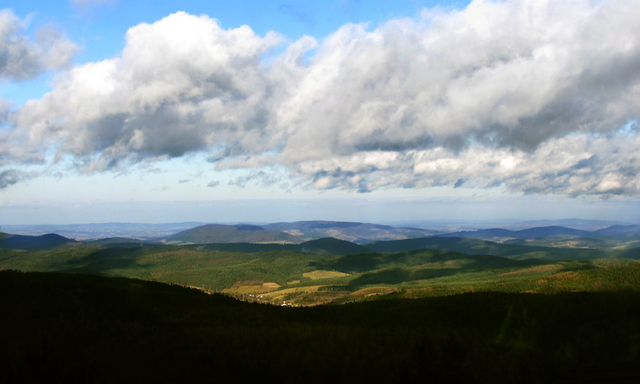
[207, 180, 219, 187]
[0, 9, 77, 81]
[0, 169, 25, 189]
[281, 130, 640, 197]
[0, 97, 11, 124]
[5, 1, 640, 197]
[15, 11, 281, 170]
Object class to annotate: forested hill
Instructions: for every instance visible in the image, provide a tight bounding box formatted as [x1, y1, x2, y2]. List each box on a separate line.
[159, 224, 303, 244]
[2, 270, 639, 384]
[439, 224, 640, 241]
[0, 233, 77, 250]
[365, 236, 640, 260]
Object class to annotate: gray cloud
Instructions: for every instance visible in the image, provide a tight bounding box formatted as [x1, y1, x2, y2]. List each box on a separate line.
[5, 1, 640, 197]
[0, 169, 24, 189]
[207, 180, 219, 187]
[0, 9, 76, 81]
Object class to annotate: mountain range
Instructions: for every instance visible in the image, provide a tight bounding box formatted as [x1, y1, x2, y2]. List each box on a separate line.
[263, 221, 440, 243]
[440, 225, 640, 242]
[1, 222, 640, 258]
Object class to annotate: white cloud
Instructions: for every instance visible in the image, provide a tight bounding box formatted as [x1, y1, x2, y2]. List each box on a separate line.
[0, 9, 76, 81]
[4, 1, 640, 197]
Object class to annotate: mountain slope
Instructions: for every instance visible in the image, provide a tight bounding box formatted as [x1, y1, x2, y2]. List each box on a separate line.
[593, 225, 640, 239]
[161, 224, 302, 244]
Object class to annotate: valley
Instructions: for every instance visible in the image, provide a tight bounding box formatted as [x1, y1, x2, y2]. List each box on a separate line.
[2, 220, 639, 306]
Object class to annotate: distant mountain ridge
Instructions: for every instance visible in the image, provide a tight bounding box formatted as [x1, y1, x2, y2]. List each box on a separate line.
[160, 224, 303, 245]
[199, 237, 371, 255]
[440, 226, 593, 239]
[0, 233, 77, 250]
[263, 220, 440, 243]
[439, 225, 640, 242]
[2, 222, 639, 252]
[365, 236, 640, 260]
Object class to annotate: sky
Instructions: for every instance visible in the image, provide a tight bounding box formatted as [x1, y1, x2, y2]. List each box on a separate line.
[1, 0, 639, 225]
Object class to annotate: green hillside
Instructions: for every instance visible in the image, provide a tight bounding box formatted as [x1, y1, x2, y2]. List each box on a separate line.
[3, 244, 640, 306]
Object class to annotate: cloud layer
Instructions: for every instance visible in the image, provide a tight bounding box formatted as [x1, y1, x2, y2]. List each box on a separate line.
[0, 9, 76, 81]
[4, 0, 640, 197]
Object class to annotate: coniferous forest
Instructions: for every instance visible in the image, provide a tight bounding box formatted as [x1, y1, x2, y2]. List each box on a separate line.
[2, 269, 640, 383]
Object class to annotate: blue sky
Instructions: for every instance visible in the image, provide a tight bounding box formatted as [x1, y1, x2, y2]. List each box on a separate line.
[1, 0, 639, 224]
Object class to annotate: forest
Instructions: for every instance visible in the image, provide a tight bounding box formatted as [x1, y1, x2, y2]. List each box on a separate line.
[2, 269, 640, 383]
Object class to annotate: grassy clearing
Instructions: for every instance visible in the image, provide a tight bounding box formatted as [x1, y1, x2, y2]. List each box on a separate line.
[262, 285, 322, 298]
[303, 270, 350, 280]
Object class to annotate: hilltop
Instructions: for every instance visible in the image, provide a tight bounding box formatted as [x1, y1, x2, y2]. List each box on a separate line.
[159, 224, 302, 245]
[0, 233, 77, 250]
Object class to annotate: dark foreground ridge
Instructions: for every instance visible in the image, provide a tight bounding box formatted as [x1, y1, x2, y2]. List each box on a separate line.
[2, 270, 640, 384]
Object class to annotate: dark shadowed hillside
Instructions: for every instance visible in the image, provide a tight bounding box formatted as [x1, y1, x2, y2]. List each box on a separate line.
[2, 270, 640, 384]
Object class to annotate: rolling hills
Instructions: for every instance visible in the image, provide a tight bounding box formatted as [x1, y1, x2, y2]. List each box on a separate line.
[365, 236, 640, 260]
[439, 224, 640, 248]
